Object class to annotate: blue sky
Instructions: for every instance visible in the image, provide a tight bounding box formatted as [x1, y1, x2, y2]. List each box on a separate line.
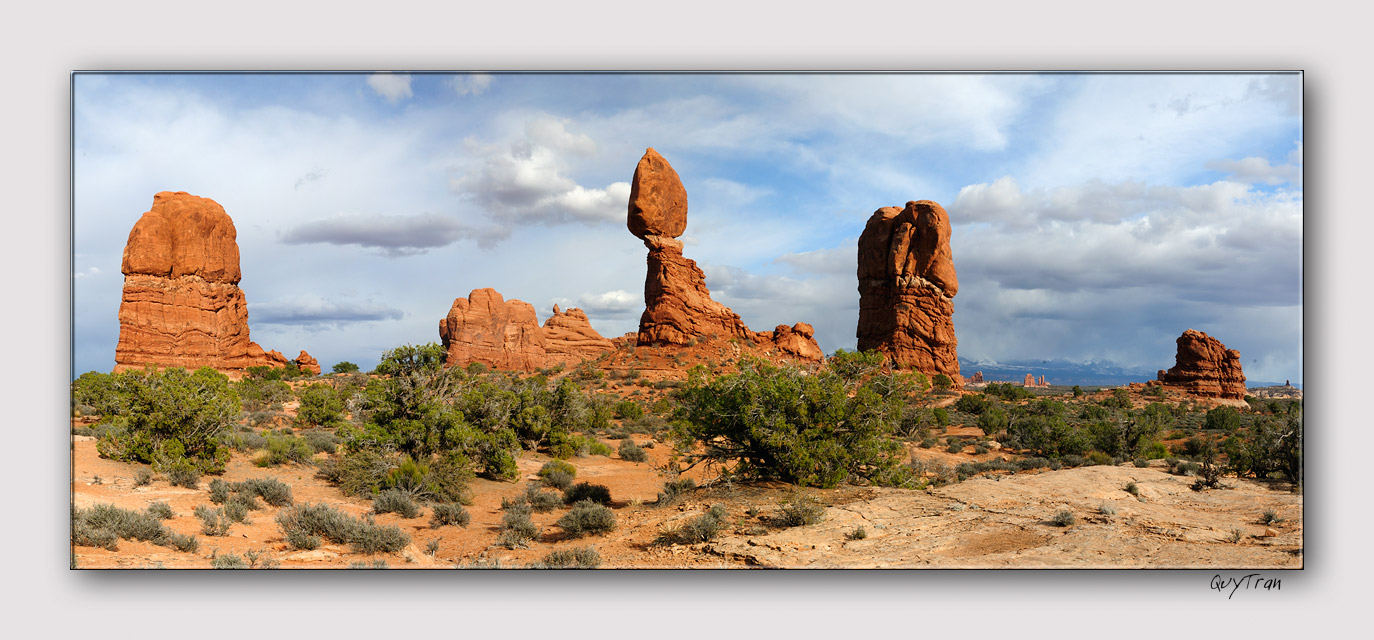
[72, 72, 1302, 383]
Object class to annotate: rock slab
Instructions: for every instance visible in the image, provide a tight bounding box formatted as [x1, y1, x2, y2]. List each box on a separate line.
[440, 288, 548, 371]
[1157, 329, 1247, 400]
[857, 200, 960, 382]
[543, 305, 616, 367]
[115, 191, 294, 376]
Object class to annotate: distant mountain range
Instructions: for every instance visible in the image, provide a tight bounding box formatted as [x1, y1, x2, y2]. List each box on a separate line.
[957, 357, 1300, 389]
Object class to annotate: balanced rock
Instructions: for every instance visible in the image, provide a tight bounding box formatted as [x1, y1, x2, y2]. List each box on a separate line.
[627, 147, 689, 239]
[440, 288, 546, 371]
[295, 350, 321, 376]
[629, 149, 822, 361]
[857, 200, 960, 382]
[1157, 329, 1247, 399]
[115, 191, 294, 376]
[543, 305, 615, 367]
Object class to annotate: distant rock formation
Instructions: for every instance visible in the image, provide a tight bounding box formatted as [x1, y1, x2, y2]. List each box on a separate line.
[1157, 329, 1247, 400]
[628, 148, 822, 361]
[1039, 375, 1048, 386]
[970, 371, 984, 383]
[1023, 373, 1036, 387]
[543, 304, 615, 367]
[857, 200, 960, 383]
[295, 350, 321, 376]
[114, 191, 297, 377]
[440, 288, 547, 371]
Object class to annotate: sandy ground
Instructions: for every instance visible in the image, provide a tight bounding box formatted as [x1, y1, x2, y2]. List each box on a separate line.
[71, 428, 1302, 569]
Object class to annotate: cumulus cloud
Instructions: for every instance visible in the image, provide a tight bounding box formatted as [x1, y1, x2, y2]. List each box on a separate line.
[452, 116, 629, 226]
[249, 295, 405, 327]
[1206, 141, 1303, 186]
[448, 73, 492, 97]
[281, 212, 505, 257]
[554, 289, 641, 318]
[367, 73, 413, 104]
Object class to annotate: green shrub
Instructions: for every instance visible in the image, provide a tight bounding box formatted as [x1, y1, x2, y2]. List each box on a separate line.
[946, 439, 965, 454]
[372, 489, 420, 518]
[984, 382, 1033, 401]
[211, 553, 248, 569]
[194, 505, 233, 536]
[525, 484, 564, 513]
[776, 495, 826, 527]
[297, 383, 346, 428]
[919, 436, 938, 449]
[499, 508, 540, 547]
[1086, 451, 1113, 466]
[1072, 385, 1083, 398]
[618, 438, 648, 463]
[275, 502, 410, 553]
[670, 359, 910, 488]
[1205, 406, 1242, 432]
[933, 374, 953, 390]
[255, 435, 315, 467]
[332, 362, 360, 374]
[429, 503, 471, 528]
[564, 482, 612, 505]
[543, 546, 601, 568]
[1133, 457, 1149, 468]
[846, 526, 868, 541]
[1050, 510, 1076, 527]
[236, 378, 294, 412]
[977, 406, 1008, 437]
[954, 394, 989, 415]
[557, 500, 616, 538]
[1260, 509, 1282, 525]
[1124, 481, 1139, 496]
[655, 504, 727, 545]
[656, 477, 695, 505]
[614, 400, 644, 420]
[303, 429, 341, 454]
[93, 367, 238, 473]
[539, 459, 577, 480]
[146, 501, 174, 520]
[163, 461, 201, 489]
[1099, 503, 1118, 516]
[133, 468, 154, 487]
[72, 503, 179, 551]
[237, 477, 294, 507]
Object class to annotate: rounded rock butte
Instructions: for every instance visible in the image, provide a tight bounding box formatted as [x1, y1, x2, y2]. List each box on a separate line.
[1157, 329, 1247, 400]
[856, 200, 961, 384]
[114, 191, 302, 377]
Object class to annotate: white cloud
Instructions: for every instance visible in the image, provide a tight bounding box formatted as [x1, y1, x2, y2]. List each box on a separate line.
[1206, 140, 1303, 187]
[448, 73, 492, 97]
[367, 73, 413, 104]
[73, 267, 102, 279]
[452, 116, 628, 226]
[280, 212, 505, 257]
[554, 289, 641, 318]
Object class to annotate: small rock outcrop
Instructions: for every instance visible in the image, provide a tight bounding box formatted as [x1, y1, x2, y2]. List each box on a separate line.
[439, 288, 546, 371]
[543, 305, 615, 367]
[295, 350, 321, 376]
[857, 200, 960, 383]
[115, 191, 296, 376]
[628, 148, 822, 361]
[1157, 329, 1247, 400]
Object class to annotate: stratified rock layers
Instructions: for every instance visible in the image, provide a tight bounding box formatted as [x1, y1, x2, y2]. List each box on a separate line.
[115, 191, 291, 375]
[543, 305, 616, 367]
[628, 148, 822, 361]
[857, 200, 960, 381]
[1157, 329, 1247, 400]
[440, 288, 548, 371]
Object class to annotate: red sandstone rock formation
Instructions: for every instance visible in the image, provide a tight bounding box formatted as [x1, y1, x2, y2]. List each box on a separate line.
[114, 191, 295, 376]
[295, 350, 321, 376]
[439, 288, 547, 371]
[971, 371, 984, 383]
[1023, 373, 1036, 387]
[1038, 375, 1047, 386]
[628, 148, 822, 361]
[1157, 329, 1247, 400]
[543, 304, 615, 367]
[857, 200, 960, 383]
